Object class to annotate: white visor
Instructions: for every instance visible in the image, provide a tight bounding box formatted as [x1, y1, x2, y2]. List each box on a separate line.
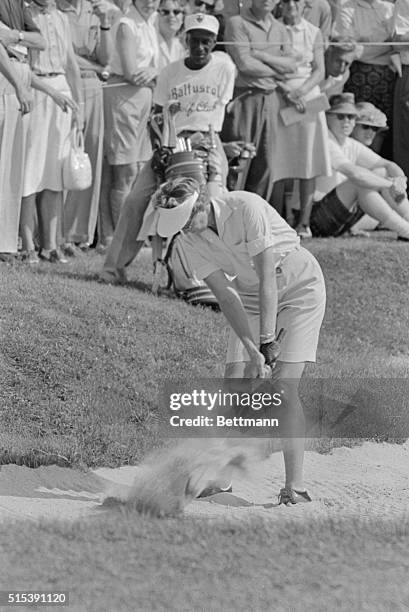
[156, 192, 199, 238]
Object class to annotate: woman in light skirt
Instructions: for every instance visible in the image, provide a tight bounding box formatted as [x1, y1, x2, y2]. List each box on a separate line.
[19, 0, 82, 264]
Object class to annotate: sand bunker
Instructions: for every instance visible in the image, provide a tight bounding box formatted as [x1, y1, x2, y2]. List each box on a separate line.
[0, 441, 408, 523]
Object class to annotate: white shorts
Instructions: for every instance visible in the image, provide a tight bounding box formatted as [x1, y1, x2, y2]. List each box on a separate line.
[226, 247, 326, 364]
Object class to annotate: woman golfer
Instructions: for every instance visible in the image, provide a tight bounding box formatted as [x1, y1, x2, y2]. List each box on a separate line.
[144, 175, 326, 505]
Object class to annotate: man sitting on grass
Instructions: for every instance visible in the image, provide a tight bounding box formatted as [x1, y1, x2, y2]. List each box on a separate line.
[309, 93, 409, 239]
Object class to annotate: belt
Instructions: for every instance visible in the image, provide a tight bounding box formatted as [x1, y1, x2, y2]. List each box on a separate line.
[34, 72, 64, 77]
[234, 87, 277, 96]
[178, 130, 220, 137]
[80, 70, 98, 79]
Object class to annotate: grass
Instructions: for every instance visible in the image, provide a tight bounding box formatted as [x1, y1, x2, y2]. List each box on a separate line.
[1, 234, 409, 611]
[1, 512, 409, 611]
[1, 234, 409, 468]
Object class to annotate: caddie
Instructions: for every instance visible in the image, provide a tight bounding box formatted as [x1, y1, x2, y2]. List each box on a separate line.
[100, 12, 236, 284]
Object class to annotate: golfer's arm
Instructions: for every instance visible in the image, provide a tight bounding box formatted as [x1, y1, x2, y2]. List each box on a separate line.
[204, 270, 260, 359]
[338, 162, 393, 190]
[252, 247, 278, 341]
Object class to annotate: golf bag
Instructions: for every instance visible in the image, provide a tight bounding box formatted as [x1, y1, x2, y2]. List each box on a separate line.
[164, 234, 219, 309]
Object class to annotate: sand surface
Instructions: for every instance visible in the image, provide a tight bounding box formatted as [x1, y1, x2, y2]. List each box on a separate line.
[1, 441, 408, 522]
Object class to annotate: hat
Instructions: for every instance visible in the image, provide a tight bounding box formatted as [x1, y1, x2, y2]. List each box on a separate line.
[184, 13, 219, 36]
[355, 102, 388, 130]
[327, 93, 358, 116]
[156, 191, 199, 238]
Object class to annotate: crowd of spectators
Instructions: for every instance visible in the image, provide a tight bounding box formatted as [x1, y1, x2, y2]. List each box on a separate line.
[1, 0, 409, 267]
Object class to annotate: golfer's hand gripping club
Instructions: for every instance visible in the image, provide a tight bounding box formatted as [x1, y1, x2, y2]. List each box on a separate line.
[260, 328, 287, 371]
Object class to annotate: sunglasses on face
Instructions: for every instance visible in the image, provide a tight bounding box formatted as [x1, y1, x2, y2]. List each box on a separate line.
[159, 8, 184, 15]
[335, 113, 356, 121]
[194, 0, 215, 8]
[359, 124, 379, 132]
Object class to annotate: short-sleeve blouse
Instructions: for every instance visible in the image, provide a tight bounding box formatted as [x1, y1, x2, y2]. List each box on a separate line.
[109, 5, 160, 76]
[179, 191, 300, 288]
[28, 6, 72, 74]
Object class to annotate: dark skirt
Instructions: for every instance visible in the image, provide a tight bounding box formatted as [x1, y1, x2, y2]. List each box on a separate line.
[344, 61, 396, 159]
[344, 61, 396, 120]
[393, 65, 409, 182]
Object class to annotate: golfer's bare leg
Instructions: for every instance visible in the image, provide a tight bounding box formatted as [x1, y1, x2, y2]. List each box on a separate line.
[271, 361, 306, 491]
[224, 360, 306, 491]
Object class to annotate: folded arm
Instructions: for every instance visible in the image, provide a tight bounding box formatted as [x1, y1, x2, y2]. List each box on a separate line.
[225, 18, 284, 79]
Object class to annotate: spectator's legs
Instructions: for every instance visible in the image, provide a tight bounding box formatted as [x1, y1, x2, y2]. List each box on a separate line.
[349, 214, 379, 235]
[222, 91, 279, 204]
[97, 157, 114, 250]
[64, 76, 104, 248]
[271, 180, 286, 218]
[37, 190, 63, 251]
[101, 161, 158, 282]
[103, 80, 153, 228]
[0, 67, 30, 255]
[337, 182, 409, 238]
[297, 178, 315, 232]
[380, 192, 409, 222]
[19, 195, 37, 252]
[110, 162, 141, 228]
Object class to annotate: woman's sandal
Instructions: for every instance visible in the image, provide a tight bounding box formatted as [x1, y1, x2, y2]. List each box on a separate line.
[278, 487, 312, 505]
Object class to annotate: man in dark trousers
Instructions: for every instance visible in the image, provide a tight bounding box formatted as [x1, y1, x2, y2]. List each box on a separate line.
[221, 0, 297, 214]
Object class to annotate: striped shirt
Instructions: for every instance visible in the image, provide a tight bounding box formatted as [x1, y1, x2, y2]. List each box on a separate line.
[28, 5, 72, 75]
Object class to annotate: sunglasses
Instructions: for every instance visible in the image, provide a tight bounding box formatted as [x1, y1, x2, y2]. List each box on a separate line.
[158, 8, 184, 15]
[194, 0, 215, 8]
[334, 113, 356, 121]
[359, 124, 379, 132]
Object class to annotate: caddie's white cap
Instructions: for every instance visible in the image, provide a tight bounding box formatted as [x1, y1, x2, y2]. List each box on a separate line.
[157, 192, 199, 238]
[184, 13, 219, 36]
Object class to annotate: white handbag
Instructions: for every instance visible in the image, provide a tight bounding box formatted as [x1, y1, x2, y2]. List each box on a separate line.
[62, 128, 92, 191]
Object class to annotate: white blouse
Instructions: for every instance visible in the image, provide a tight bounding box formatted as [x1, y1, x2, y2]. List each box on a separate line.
[110, 5, 160, 77]
[157, 35, 185, 72]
